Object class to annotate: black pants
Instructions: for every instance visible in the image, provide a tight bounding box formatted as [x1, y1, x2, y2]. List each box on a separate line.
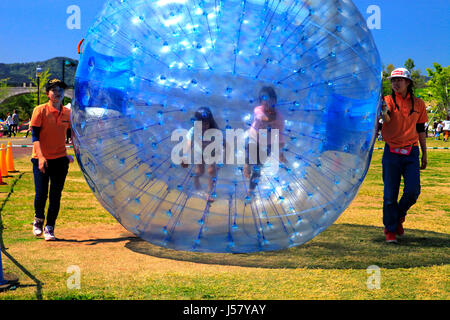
[382, 145, 420, 232]
[66, 128, 72, 143]
[32, 157, 69, 227]
[8, 125, 16, 137]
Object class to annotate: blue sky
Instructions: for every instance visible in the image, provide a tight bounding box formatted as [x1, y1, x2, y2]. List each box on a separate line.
[0, 0, 448, 73]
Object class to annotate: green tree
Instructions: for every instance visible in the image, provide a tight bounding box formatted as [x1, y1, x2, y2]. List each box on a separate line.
[0, 93, 35, 121]
[381, 64, 395, 96]
[29, 69, 51, 106]
[404, 58, 415, 71]
[382, 78, 392, 97]
[386, 64, 395, 76]
[0, 78, 9, 102]
[426, 63, 450, 119]
[403, 58, 426, 89]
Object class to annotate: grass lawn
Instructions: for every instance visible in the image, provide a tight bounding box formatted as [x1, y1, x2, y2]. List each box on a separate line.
[0, 137, 448, 300]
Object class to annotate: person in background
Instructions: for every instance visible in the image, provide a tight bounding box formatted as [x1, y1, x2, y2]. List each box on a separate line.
[65, 103, 72, 144]
[380, 68, 427, 243]
[12, 109, 19, 136]
[435, 121, 443, 140]
[6, 112, 13, 137]
[442, 116, 450, 142]
[30, 79, 74, 241]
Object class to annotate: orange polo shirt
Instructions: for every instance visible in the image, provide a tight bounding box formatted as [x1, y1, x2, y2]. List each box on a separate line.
[30, 103, 71, 160]
[382, 93, 428, 148]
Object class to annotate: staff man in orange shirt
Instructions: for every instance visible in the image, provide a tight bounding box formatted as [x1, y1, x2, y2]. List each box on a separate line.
[31, 79, 74, 241]
[381, 68, 428, 243]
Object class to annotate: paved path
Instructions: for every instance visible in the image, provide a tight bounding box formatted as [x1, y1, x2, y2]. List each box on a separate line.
[0, 136, 33, 159]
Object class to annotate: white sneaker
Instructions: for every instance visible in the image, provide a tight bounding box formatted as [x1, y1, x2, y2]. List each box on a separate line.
[44, 226, 56, 241]
[33, 218, 45, 237]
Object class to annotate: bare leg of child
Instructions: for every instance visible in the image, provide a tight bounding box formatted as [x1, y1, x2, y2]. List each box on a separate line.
[243, 164, 251, 179]
[279, 152, 287, 163]
[194, 164, 204, 190]
[207, 164, 217, 202]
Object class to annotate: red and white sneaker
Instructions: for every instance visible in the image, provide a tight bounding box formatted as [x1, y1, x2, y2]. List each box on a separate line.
[396, 217, 405, 236]
[44, 226, 56, 241]
[385, 229, 398, 243]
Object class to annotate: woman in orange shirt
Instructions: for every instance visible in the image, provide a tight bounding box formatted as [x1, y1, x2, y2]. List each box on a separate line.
[31, 79, 74, 241]
[381, 68, 428, 243]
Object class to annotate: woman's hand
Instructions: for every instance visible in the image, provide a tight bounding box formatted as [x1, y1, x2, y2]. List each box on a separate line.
[381, 100, 391, 123]
[38, 156, 47, 173]
[67, 155, 74, 163]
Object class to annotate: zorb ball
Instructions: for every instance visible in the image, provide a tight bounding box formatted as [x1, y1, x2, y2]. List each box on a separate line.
[73, 0, 382, 253]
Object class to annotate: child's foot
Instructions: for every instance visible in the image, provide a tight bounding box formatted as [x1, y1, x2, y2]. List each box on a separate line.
[244, 190, 255, 204]
[243, 165, 251, 179]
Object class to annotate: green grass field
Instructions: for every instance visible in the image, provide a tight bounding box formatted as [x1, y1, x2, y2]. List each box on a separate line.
[0, 137, 448, 300]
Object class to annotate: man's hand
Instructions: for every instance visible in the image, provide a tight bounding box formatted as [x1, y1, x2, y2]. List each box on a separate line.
[420, 153, 427, 170]
[38, 156, 47, 173]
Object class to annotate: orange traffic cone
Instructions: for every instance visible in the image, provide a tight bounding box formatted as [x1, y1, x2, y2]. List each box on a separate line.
[6, 142, 18, 173]
[0, 144, 8, 178]
[0, 162, 6, 185]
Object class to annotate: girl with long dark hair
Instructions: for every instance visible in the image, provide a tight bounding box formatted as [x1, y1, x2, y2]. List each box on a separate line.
[181, 107, 219, 202]
[380, 68, 428, 243]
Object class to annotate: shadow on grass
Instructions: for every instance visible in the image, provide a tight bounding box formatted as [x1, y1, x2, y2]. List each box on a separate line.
[125, 223, 450, 269]
[0, 173, 44, 299]
[55, 236, 137, 245]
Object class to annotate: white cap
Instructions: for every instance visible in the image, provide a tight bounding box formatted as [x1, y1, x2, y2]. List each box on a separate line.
[388, 68, 412, 80]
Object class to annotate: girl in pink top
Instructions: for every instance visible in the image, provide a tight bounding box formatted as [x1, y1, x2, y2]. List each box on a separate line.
[244, 86, 286, 192]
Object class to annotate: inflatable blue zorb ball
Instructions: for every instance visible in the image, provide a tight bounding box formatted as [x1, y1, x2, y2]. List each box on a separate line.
[73, 0, 382, 253]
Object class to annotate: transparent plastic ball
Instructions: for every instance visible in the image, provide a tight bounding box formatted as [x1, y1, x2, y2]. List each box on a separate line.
[73, 0, 382, 253]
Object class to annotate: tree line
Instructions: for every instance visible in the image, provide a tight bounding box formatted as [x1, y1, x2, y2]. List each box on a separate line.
[0, 57, 77, 87]
[0, 69, 71, 122]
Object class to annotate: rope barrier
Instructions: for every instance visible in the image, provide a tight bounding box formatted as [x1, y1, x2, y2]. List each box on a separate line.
[11, 145, 73, 148]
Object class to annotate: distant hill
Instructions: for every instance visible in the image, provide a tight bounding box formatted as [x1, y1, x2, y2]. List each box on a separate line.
[0, 57, 78, 87]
